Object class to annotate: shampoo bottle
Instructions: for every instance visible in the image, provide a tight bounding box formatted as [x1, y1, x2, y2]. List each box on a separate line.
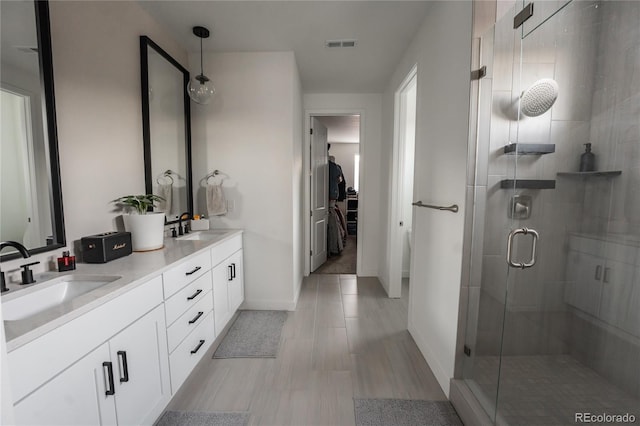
[579, 143, 595, 172]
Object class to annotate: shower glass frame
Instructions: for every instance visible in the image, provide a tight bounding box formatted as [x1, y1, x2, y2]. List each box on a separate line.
[462, 0, 640, 424]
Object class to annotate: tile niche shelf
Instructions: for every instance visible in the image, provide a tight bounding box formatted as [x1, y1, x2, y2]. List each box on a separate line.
[503, 143, 556, 155]
[557, 170, 622, 178]
[500, 179, 556, 189]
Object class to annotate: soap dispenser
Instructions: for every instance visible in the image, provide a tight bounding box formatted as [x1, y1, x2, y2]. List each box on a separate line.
[579, 143, 596, 172]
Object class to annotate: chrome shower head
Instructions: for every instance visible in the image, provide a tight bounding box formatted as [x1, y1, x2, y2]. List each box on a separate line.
[520, 78, 559, 117]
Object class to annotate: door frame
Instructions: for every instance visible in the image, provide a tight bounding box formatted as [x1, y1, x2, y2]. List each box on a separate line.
[388, 65, 418, 298]
[304, 109, 365, 276]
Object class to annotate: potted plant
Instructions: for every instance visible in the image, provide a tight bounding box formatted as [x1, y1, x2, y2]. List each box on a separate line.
[112, 194, 166, 251]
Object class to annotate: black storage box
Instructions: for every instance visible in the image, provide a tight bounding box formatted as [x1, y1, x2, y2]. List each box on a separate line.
[81, 232, 132, 263]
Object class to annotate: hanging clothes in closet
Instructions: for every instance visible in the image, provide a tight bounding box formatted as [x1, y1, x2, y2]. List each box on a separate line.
[327, 155, 348, 255]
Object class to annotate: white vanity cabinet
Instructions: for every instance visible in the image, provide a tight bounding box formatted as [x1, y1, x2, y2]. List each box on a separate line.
[13, 342, 117, 425]
[10, 278, 170, 426]
[6, 230, 245, 425]
[162, 252, 215, 394]
[211, 234, 244, 336]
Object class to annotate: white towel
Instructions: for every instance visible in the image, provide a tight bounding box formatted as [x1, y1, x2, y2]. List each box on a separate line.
[156, 183, 173, 214]
[207, 183, 227, 216]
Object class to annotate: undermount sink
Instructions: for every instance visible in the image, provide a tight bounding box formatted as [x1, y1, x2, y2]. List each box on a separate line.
[2, 274, 121, 322]
[176, 230, 230, 241]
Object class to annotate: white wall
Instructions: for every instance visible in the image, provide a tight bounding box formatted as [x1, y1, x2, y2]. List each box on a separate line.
[0, 0, 187, 278]
[303, 93, 382, 277]
[380, 1, 472, 396]
[190, 51, 303, 310]
[329, 143, 359, 191]
[291, 61, 305, 307]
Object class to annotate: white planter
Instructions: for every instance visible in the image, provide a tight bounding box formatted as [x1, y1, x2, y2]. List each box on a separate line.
[123, 213, 165, 251]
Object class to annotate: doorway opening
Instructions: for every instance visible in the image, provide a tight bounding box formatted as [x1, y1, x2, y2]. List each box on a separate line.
[388, 65, 417, 298]
[308, 114, 361, 275]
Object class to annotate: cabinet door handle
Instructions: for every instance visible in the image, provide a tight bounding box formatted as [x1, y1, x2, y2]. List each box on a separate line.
[603, 267, 611, 283]
[103, 361, 115, 396]
[185, 266, 202, 276]
[595, 265, 602, 280]
[187, 289, 203, 300]
[231, 263, 236, 279]
[189, 311, 204, 324]
[117, 351, 129, 383]
[228, 265, 233, 281]
[191, 339, 205, 354]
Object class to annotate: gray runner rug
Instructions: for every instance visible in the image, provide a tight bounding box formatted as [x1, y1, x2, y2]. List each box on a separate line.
[213, 310, 288, 358]
[354, 399, 463, 426]
[155, 410, 249, 426]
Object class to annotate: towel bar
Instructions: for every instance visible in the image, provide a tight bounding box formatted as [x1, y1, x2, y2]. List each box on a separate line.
[412, 201, 459, 213]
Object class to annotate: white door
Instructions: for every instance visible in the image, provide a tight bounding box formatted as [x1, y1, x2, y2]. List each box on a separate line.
[13, 343, 117, 426]
[228, 250, 244, 312]
[213, 260, 231, 336]
[109, 305, 170, 426]
[389, 68, 417, 298]
[310, 117, 328, 271]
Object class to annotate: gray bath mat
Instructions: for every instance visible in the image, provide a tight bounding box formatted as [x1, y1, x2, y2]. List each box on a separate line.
[155, 410, 249, 426]
[213, 310, 288, 358]
[354, 399, 462, 426]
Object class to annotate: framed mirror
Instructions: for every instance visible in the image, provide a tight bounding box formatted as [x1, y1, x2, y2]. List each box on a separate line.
[140, 36, 193, 224]
[1, 0, 65, 261]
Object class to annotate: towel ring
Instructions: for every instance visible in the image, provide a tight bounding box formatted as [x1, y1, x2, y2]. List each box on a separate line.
[204, 170, 226, 185]
[157, 171, 174, 185]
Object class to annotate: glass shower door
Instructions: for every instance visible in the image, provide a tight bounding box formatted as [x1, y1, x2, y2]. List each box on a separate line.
[464, 0, 640, 424]
[495, 1, 640, 424]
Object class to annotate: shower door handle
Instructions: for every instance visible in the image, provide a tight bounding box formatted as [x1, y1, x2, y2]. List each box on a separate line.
[506, 228, 539, 269]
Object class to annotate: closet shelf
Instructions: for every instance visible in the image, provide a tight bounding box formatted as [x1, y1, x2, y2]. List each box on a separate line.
[500, 179, 556, 189]
[503, 143, 555, 155]
[557, 171, 622, 178]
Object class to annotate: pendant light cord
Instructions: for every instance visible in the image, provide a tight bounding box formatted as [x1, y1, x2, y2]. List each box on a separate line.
[200, 36, 204, 77]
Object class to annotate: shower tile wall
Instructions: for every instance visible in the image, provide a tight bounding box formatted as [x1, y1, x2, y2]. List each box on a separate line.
[471, 0, 640, 400]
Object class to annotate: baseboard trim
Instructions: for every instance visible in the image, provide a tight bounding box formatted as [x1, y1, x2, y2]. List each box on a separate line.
[241, 299, 297, 311]
[449, 379, 493, 426]
[408, 323, 450, 397]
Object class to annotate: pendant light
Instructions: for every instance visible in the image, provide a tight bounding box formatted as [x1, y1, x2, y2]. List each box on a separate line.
[187, 26, 215, 105]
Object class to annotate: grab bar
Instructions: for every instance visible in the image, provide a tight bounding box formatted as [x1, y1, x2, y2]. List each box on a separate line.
[412, 201, 459, 213]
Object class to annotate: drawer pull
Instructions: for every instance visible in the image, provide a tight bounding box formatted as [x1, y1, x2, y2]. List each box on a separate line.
[603, 267, 611, 283]
[228, 265, 233, 281]
[189, 311, 204, 324]
[191, 339, 205, 354]
[595, 265, 602, 280]
[103, 361, 115, 396]
[187, 289, 203, 300]
[185, 266, 202, 276]
[231, 263, 236, 279]
[117, 351, 129, 383]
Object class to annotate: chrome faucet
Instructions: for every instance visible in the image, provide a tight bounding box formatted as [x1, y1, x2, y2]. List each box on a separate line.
[178, 212, 191, 236]
[0, 241, 31, 293]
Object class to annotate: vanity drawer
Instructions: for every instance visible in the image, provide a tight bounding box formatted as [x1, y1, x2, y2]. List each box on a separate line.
[169, 310, 214, 393]
[165, 271, 212, 326]
[167, 293, 213, 353]
[163, 251, 211, 298]
[211, 234, 242, 267]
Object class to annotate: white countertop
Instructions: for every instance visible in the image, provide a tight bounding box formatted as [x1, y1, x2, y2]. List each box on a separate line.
[2, 229, 243, 351]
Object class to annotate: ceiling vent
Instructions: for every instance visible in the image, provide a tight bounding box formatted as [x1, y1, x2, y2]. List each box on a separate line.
[325, 39, 357, 48]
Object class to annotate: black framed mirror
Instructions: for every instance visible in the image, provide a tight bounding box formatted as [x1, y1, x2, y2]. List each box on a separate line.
[0, 0, 65, 261]
[140, 36, 193, 224]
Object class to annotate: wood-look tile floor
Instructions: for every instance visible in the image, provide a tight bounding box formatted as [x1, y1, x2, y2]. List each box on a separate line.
[167, 274, 446, 426]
